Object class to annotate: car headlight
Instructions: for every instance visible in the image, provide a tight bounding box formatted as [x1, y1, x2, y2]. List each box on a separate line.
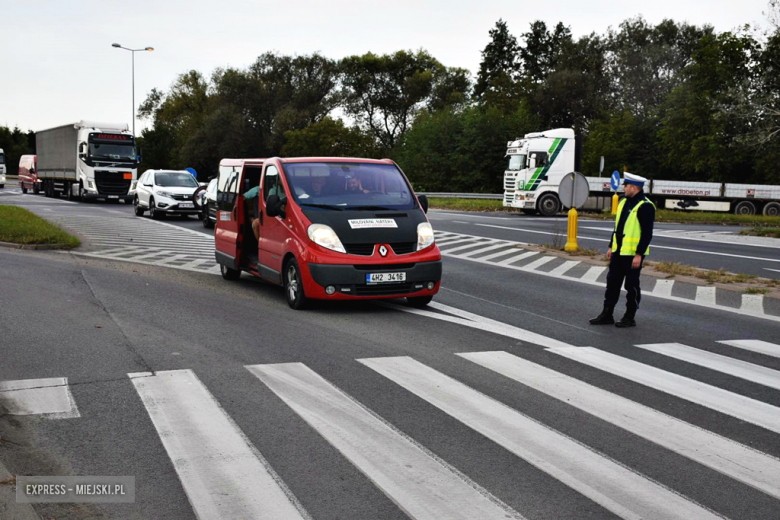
[417, 222, 435, 251]
[156, 190, 174, 198]
[308, 224, 346, 253]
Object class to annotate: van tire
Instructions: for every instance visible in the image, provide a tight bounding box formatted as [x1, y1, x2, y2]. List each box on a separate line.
[21, 184, 28, 194]
[220, 263, 241, 281]
[33, 183, 40, 194]
[763, 202, 780, 217]
[284, 258, 308, 310]
[407, 295, 433, 308]
[537, 193, 561, 216]
[733, 200, 756, 215]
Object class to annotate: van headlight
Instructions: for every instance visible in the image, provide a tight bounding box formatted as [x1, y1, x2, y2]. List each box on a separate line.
[417, 222, 435, 251]
[308, 224, 346, 253]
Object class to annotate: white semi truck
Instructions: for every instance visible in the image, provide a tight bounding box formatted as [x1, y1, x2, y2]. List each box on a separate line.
[36, 121, 139, 201]
[503, 128, 780, 217]
[0, 148, 5, 188]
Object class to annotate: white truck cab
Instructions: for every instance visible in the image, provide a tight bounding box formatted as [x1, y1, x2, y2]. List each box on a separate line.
[0, 148, 6, 188]
[503, 128, 579, 216]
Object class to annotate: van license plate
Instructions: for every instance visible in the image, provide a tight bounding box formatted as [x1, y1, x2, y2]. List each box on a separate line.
[366, 272, 406, 284]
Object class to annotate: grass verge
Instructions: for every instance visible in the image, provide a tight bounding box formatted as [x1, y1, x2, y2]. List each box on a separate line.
[427, 197, 780, 226]
[0, 206, 80, 248]
[652, 261, 757, 284]
[740, 227, 780, 239]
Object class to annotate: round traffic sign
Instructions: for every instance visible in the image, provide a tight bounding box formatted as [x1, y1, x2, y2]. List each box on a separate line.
[559, 172, 590, 209]
[610, 171, 621, 191]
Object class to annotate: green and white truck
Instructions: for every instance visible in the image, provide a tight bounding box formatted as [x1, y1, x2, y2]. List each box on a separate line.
[503, 128, 780, 217]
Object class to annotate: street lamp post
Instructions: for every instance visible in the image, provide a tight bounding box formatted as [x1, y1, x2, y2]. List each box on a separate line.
[112, 43, 154, 136]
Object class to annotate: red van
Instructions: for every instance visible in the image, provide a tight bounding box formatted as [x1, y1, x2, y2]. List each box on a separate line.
[214, 157, 442, 309]
[18, 155, 40, 194]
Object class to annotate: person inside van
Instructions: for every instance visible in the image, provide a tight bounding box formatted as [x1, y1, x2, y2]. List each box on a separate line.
[311, 175, 327, 196]
[243, 185, 261, 240]
[345, 176, 369, 194]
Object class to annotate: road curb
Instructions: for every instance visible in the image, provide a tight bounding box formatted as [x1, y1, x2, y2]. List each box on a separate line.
[0, 241, 72, 251]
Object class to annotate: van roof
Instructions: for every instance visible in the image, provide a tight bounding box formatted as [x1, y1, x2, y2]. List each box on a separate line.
[279, 157, 393, 165]
[219, 158, 267, 167]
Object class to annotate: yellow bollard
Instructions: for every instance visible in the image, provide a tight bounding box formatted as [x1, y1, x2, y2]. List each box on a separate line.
[611, 192, 619, 215]
[564, 207, 578, 252]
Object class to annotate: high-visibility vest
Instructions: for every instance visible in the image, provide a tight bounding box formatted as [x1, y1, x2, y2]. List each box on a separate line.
[612, 197, 656, 256]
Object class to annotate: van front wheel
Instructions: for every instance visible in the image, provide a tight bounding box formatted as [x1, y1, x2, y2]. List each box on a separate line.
[407, 295, 433, 308]
[284, 259, 308, 310]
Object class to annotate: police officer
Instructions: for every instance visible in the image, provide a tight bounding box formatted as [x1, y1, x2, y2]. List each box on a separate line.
[590, 172, 656, 327]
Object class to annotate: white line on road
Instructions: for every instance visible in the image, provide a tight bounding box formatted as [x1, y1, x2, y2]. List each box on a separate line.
[636, 343, 780, 391]
[471, 247, 526, 262]
[519, 256, 556, 271]
[459, 350, 780, 501]
[0, 378, 80, 419]
[581, 265, 606, 283]
[475, 223, 780, 263]
[496, 251, 538, 266]
[718, 340, 780, 359]
[129, 370, 309, 520]
[549, 347, 780, 435]
[548, 260, 580, 277]
[764, 268, 780, 273]
[246, 363, 520, 520]
[360, 356, 720, 520]
[439, 239, 497, 254]
[581, 226, 780, 250]
[457, 242, 513, 258]
[695, 286, 717, 305]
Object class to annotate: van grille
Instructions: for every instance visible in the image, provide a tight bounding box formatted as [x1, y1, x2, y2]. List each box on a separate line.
[95, 171, 131, 196]
[390, 242, 416, 255]
[355, 282, 415, 296]
[344, 243, 375, 256]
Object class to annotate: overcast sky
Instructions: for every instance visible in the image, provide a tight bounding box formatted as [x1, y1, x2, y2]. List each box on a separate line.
[0, 0, 773, 133]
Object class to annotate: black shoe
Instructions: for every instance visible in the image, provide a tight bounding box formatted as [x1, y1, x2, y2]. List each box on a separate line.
[615, 311, 636, 328]
[589, 306, 615, 325]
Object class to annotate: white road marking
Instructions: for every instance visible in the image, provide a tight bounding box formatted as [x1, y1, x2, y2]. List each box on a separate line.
[360, 356, 720, 520]
[765, 268, 780, 273]
[475, 247, 527, 262]
[549, 347, 780, 434]
[718, 340, 780, 359]
[741, 294, 765, 314]
[435, 237, 479, 247]
[652, 279, 675, 297]
[547, 260, 580, 277]
[460, 350, 780, 501]
[520, 256, 556, 271]
[379, 300, 574, 350]
[129, 370, 309, 520]
[0, 378, 80, 419]
[439, 239, 496, 254]
[636, 343, 780, 391]
[695, 286, 717, 305]
[581, 265, 606, 283]
[582, 226, 780, 250]
[475, 223, 780, 263]
[457, 242, 513, 258]
[496, 251, 538, 265]
[246, 363, 519, 520]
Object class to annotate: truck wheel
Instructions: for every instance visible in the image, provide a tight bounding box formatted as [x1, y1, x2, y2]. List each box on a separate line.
[763, 202, 780, 217]
[64, 182, 73, 201]
[284, 258, 308, 310]
[407, 295, 433, 308]
[220, 263, 241, 281]
[733, 200, 756, 215]
[77, 182, 84, 201]
[537, 193, 561, 217]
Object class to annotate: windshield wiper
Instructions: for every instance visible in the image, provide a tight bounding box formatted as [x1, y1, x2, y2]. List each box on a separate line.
[345, 205, 392, 211]
[299, 203, 344, 211]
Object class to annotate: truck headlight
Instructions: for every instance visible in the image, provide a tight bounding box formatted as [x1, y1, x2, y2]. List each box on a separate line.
[87, 179, 95, 189]
[308, 224, 346, 254]
[155, 190, 174, 198]
[417, 222, 435, 251]
[131, 181, 137, 190]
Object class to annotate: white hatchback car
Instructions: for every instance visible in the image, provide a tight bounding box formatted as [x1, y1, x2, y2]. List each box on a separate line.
[134, 170, 201, 219]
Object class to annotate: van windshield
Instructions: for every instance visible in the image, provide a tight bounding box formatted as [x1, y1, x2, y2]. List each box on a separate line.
[282, 162, 415, 210]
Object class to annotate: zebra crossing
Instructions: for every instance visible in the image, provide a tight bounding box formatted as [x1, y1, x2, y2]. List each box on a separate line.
[5, 333, 779, 519]
[47, 214, 221, 275]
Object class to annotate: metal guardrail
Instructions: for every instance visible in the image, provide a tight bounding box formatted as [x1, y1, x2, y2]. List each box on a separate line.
[418, 192, 503, 200]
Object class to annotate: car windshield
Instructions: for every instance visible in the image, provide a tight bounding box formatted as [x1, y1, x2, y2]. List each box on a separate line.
[89, 142, 136, 161]
[155, 172, 198, 187]
[282, 162, 415, 210]
[508, 155, 526, 170]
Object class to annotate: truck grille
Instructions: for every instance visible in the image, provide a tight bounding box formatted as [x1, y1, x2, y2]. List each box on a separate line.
[504, 193, 514, 204]
[95, 171, 131, 196]
[355, 282, 414, 296]
[504, 177, 517, 191]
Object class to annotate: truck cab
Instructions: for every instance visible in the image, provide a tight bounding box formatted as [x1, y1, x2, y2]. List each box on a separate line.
[0, 148, 5, 188]
[503, 128, 579, 216]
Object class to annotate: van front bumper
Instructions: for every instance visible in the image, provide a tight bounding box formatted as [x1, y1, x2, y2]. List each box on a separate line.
[305, 260, 442, 299]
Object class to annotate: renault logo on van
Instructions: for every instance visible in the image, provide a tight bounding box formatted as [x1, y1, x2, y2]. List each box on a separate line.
[378, 245, 388, 257]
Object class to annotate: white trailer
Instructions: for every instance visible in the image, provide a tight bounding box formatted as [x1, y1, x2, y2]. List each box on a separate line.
[503, 128, 780, 217]
[0, 148, 5, 188]
[36, 121, 138, 201]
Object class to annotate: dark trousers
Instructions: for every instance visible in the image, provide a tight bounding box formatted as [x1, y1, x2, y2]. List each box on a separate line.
[604, 254, 644, 311]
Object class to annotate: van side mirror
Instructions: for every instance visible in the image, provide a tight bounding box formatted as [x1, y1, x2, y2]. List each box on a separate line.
[418, 194, 429, 214]
[266, 194, 286, 218]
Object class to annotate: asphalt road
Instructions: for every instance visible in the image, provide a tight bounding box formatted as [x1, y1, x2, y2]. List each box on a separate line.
[2, 191, 780, 519]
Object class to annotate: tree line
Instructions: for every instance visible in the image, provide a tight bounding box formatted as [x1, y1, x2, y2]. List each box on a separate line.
[3, 5, 778, 192]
